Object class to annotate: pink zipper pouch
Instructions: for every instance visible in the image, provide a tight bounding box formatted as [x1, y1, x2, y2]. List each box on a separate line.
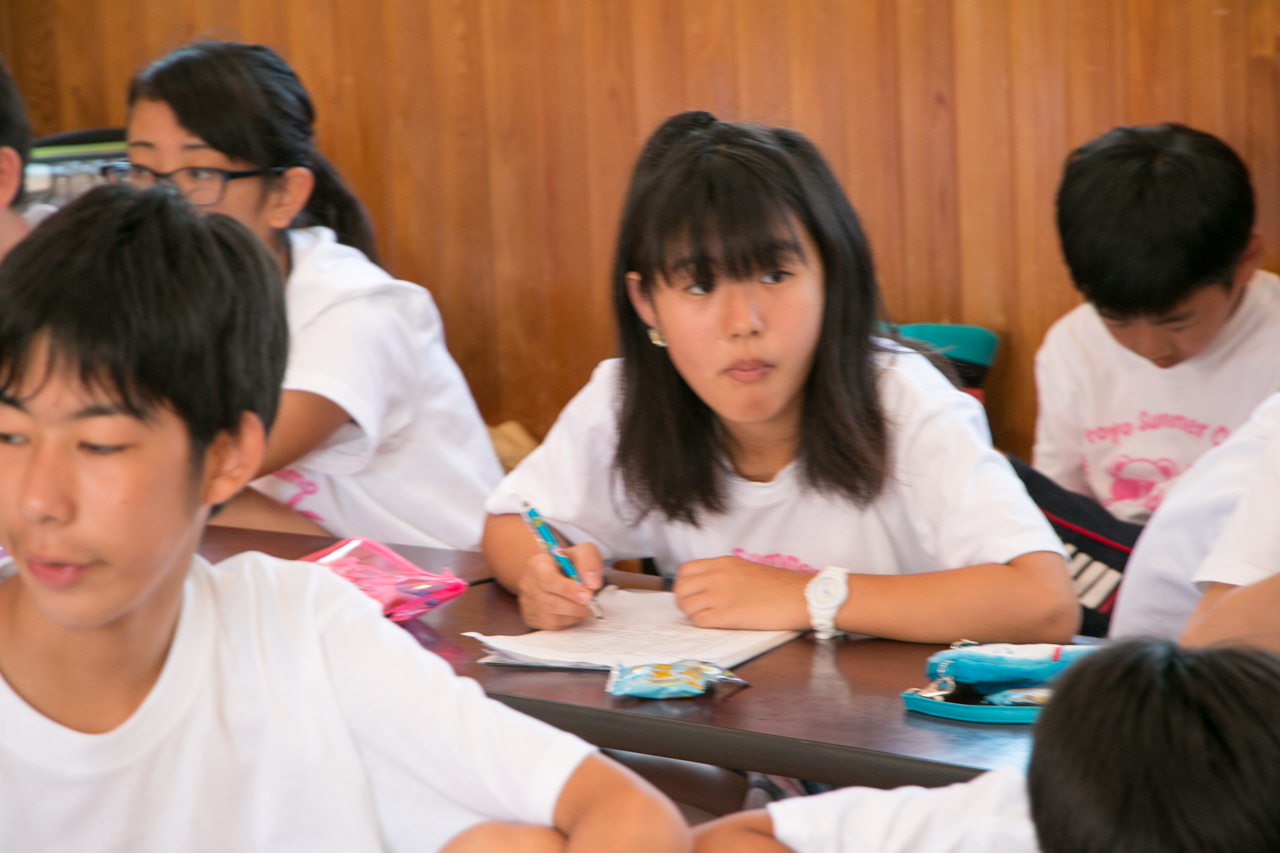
[302, 538, 467, 622]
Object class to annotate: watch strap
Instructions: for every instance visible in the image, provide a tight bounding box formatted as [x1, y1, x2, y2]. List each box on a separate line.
[806, 565, 849, 640]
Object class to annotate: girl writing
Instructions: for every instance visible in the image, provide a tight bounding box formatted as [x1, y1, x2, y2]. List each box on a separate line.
[112, 41, 503, 549]
[483, 112, 1077, 642]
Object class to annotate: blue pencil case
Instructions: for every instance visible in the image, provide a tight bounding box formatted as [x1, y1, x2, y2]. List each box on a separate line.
[902, 641, 1098, 724]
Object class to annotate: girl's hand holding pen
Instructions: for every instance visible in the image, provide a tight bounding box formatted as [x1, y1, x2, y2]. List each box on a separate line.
[517, 542, 605, 630]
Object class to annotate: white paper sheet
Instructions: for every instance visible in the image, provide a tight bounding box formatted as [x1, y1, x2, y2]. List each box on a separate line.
[464, 587, 800, 669]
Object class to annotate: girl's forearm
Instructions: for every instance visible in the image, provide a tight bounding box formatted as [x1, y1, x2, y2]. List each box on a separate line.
[836, 551, 1079, 643]
[481, 512, 544, 593]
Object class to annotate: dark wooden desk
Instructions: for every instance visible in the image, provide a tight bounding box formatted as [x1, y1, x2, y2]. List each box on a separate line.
[199, 525, 494, 583]
[199, 526, 1031, 789]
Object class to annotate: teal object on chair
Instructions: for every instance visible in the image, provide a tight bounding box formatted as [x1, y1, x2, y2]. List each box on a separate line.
[898, 323, 998, 367]
[898, 323, 999, 399]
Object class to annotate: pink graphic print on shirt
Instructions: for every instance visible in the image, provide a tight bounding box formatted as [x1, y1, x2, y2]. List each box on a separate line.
[732, 548, 816, 573]
[270, 468, 325, 523]
[1102, 455, 1179, 512]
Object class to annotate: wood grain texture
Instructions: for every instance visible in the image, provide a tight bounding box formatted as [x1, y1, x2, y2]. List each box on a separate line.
[3, 0, 1280, 458]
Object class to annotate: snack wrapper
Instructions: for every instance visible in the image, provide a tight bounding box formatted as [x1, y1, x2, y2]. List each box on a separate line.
[302, 538, 467, 622]
[606, 660, 748, 699]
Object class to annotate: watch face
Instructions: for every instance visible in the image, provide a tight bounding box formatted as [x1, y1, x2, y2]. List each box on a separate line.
[809, 575, 843, 607]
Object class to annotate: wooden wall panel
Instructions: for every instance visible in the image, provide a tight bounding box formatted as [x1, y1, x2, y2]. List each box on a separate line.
[3, 0, 1280, 460]
[952, 0, 1016, 438]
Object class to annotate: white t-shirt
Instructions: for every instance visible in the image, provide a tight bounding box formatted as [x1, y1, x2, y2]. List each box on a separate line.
[1191, 402, 1280, 589]
[1109, 393, 1280, 639]
[0, 552, 594, 852]
[1032, 270, 1280, 523]
[252, 227, 503, 550]
[767, 767, 1038, 853]
[486, 354, 1063, 577]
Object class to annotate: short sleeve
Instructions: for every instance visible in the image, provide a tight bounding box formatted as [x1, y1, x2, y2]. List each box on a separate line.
[1109, 405, 1276, 638]
[285, 289, 428, 476]
[485, 360, 654, 562]
[1031, 327, 1092, 497]
[1193, 430, 1280, 589]
[766, 768, 1037, 853]
[316, 575, 596, 850]
[885, 354, 1065, 569]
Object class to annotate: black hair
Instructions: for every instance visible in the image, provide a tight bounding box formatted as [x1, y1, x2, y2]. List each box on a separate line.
[127, 40, 378, 263]
[0, 184, 288, 458]
[613, 111, 889, 525]
[0, 55, 31, 209]
[1028, 639, 1280, 853]
[1056, 123, 1254, 317]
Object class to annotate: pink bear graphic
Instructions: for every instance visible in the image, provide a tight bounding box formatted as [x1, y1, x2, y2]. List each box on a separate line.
[1105, 455, 1179, 511]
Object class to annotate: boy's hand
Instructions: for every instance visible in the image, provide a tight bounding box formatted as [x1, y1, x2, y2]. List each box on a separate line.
[517, 542, 604, 630]
[674, 557, 810, 630]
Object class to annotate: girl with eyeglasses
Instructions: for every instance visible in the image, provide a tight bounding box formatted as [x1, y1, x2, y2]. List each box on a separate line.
[114, 40, 503, 549]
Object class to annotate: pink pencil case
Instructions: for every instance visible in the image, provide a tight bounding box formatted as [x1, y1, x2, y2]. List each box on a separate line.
[302, 538, 467, 622]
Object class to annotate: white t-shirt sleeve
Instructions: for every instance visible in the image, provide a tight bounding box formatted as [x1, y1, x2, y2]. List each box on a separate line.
[284, 290, 425, 476]
[315, 573, 596, 846]
[1193, 429, 1280, 589]
[766, 768, 1038, 853]
[485, 360, 653, 562]
[886, 354, 1065, 569]
[1031, 327, 1091, 497]
[1108, 396, 1280, 638]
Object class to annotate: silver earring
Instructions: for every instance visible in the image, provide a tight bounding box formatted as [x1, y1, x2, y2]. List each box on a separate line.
[647, 327, 667, 347]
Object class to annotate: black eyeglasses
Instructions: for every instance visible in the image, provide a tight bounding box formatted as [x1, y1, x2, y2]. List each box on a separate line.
[100, 162, 283, 206]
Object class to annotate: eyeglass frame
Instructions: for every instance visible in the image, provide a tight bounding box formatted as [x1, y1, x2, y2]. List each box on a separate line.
[99, 161, 286, 206]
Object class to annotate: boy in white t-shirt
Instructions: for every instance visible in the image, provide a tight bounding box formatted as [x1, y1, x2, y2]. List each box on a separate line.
[0, 186, 689, 852]
[1108, 392, 1280, 639]
[693, 638, 1280, 853]
[1179, 407, 1280, 650]
[1034, 123, 1280, 524]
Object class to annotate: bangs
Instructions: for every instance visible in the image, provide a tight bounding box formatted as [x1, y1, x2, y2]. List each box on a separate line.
[0, 328, 159, 422]
[128, 42, 290, 170]
[637, 150, 807, 288]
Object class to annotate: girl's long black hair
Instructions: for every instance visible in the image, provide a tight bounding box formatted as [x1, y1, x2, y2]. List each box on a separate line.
[613, 111, 890, 525]
[127, 40, 378, 264]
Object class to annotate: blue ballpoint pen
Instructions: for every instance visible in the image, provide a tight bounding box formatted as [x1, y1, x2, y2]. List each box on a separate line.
[520, 502, 605, 620]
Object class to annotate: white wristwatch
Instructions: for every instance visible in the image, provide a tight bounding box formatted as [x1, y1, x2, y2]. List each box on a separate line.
[804, 566, 849, 640]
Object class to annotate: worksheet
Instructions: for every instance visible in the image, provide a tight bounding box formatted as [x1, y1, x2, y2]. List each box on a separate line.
[464, 587, 800, 669]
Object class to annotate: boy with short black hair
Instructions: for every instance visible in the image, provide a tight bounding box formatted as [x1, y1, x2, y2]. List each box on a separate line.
[693, 638, 1280, 853]
[0, 184, 689, 852]
[1033, 123, 1280, 524]
[0, 55, 31, 259]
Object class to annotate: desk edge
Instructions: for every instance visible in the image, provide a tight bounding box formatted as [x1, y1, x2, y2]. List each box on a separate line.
[489, 691, 986, 789]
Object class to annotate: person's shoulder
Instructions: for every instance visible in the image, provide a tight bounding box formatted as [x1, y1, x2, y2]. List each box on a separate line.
[1249, 268, 1280, 297]
[874, 340, 982, 420]
[287, 227, 429, 313]
[1245, 269, 1280, 319]
[202, 550, 379, 626]
[532, 358, 624, 450]
[1039, 301, 1108, 355]
[563, 358, 624, 416]
[289, 226, 389, 284]
[584, 357, 623, 390]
